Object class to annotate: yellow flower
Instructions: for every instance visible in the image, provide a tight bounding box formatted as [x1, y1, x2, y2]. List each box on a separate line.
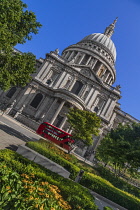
[41, 181, 48, 186]
[22, 179, 28, 183]
[29, 186, 36, 190]
[6, 186, 11, 190]
[38, 188, 44, 192]
[25, 175, 29, 179]
[39, 204, 44, 210]
[51, 185, 59, 190]
[24, 185, 28, 189]
[38, 192, 44, 196]
[45, 194, 49, 198]
[28, 189, 33, 193]
[29, 196, 34, 200]
[35, 204, 39, 208]
[21, 174, 26, 177]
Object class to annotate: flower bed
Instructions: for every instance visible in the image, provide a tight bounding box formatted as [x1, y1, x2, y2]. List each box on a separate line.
[0, 149, 97, 210]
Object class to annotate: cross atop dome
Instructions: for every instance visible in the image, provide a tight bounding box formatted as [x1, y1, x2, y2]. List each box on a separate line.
[104, 17, 118, 38]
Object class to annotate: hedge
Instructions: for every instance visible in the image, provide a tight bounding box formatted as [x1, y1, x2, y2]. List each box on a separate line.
[95, 165, 140, 198]
[26, 140, 80, 180]
[80, 173, 140, 210]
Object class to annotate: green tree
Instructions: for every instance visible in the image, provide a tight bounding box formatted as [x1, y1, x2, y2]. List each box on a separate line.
[0, 0, 42, 90]
[67, 108, 101, 145]
[96, 123, 140, 174]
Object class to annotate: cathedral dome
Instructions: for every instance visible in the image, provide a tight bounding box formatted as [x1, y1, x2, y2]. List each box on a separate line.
[81, 33, 116, 61]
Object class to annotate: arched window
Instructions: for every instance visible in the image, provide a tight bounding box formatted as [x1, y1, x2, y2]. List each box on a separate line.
[30, 93, 43, 108]
[6, 87, 17, 98]
[71, 81, 83, 95]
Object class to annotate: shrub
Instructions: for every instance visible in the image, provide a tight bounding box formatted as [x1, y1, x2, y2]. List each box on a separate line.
[80, 173, 140, 210]
[0, 149, 97, 210]
[95, 165, 140, 198]
[26, 140, 80, 179]
[0, 163, 71, 210]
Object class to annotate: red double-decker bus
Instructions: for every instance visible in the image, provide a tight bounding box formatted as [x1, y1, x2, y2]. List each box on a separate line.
[36, 122, 75, 151]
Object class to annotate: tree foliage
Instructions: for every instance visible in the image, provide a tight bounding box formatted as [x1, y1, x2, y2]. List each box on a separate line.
[67, 108, 101, 145]
[96, 123, 140, 174]
[0, 0, 42, 90]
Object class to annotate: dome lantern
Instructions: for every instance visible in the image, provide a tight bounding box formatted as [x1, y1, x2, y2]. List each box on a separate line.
[104, 17, 118, 38]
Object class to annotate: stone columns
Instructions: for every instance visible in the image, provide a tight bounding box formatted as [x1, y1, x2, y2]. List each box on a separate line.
[74, 52, 80, 63]
[85, 88, 94, 104]
[86, 56, 92, 65]
[79, 84, 86, 97]
[79, 54, 85, 64]
[81, 85, 88, 99]
[68, 78, 76, 91]
[37, 61, 50, 79]
[57, 72, 67, 88]
[104, 100, 116, 118]
[109, 112, 116, 128]
[59, 116, 67, 129]
[101, 98, 111, 116]
[104, 72, 110, 83]
[91, 59, 98, 69]
[43, 98, 58, 122]
[50, 100, 65, 124]
[96, 64, 103, 75]
[108, 76, 112, 85]
[40, 63, 53, 81]
[65, 51, 71, 59]
[34, 97, 49, 118]
[68, 51, 75, 61]
[87, 89, 99, 108]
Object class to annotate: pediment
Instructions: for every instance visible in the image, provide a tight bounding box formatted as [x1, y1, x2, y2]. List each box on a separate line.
[80, 67, 101, 84]
[68, 63, 102, 85]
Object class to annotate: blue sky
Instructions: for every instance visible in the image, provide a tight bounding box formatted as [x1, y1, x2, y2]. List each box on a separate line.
[16, 0, 140, 120]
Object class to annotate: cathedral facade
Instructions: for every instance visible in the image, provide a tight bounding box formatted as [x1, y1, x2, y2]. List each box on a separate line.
[0, 19, 139, 157]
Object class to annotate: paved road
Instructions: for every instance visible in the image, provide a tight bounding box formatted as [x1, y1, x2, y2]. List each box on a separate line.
[0, 114, 40, 150]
